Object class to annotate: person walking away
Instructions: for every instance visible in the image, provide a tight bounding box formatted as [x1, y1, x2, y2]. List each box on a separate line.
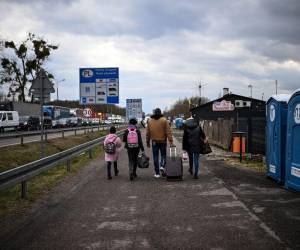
[123, 118, 145, 181]
[146, 108, 174, 178]
[104, 126, 122, 180]
[182, 116, 207, 179]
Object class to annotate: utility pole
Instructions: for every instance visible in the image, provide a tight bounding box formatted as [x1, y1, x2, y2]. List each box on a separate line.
[275, 80, 278, 94]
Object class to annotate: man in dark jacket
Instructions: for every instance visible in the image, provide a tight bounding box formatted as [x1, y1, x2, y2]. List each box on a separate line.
[123, 118, 145, 181]
[182, 117, 207, 179]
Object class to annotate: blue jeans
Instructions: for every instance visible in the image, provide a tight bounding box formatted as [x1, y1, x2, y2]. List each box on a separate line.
[188, 152, 200, 175]
[152, 141, 167, 175]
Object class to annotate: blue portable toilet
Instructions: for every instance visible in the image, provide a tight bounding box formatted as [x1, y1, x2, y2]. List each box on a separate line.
[266, 94, 290, 183]
[285, 89, 300, 191]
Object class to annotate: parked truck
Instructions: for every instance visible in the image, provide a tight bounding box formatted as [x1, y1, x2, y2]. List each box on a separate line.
[0, 101, 49, 131]
[0, 111, 19, 132]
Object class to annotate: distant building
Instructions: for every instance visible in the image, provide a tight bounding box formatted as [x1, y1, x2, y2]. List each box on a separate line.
[190, 91, 266, 154]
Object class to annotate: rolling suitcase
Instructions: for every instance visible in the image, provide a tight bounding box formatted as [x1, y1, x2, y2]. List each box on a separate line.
[165, 146, 183, 181]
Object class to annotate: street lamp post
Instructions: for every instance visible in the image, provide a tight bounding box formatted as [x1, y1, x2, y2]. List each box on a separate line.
[198, 82, 206, 106]
[248, 84, 253, 98]
[56, 79, 65, 100]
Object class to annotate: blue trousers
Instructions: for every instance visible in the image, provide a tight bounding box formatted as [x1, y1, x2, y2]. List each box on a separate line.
[188, 152, 200, 175]
[152, 141, 167, 175]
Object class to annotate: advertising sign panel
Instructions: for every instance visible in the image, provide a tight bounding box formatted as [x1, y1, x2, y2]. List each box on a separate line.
[126, 99, 143, 120]
[79, 68, 119, 105]
[212, 100, 235, 111]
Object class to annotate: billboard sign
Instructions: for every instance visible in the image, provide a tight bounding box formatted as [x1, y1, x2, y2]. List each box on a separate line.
[79, 68, 119, 105]
[212, 100, 234, 111]
[126, 99, 143, 120]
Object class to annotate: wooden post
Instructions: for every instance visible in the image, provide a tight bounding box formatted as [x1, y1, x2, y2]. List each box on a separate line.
[67, 159, 71, 172]
[21, 181, 27, 199]
[239, 134, 243, 162]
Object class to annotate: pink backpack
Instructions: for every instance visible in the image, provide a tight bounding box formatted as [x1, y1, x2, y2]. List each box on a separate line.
[127, 127, 139, 148]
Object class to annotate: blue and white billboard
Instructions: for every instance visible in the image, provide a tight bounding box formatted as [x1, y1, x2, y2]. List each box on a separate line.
[79, 68, 119, 105]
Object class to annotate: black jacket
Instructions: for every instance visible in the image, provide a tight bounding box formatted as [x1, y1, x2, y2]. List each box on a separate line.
[182, 118, 206, 153]
[123, 126, 144, 151]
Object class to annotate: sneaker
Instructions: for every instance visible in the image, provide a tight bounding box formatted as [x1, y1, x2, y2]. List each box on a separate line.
[193, 174, 199, 179]
[130, 174, 134, 181]
[160, 167, 166, 177]
[153, 174, 160, 178]
[107, 176, 112, 180]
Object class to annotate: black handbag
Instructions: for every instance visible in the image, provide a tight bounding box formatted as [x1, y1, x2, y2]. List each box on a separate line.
[202, 142, 212, 154]
[138, 153, 150, 168]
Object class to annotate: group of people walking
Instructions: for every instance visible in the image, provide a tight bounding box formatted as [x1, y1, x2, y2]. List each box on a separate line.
[103, 108, 208, 181]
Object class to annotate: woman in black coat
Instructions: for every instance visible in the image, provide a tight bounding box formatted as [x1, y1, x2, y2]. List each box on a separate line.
[182, 118, 207, 179]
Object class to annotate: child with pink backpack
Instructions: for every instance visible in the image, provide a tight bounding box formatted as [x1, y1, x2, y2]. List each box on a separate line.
[103, 126, 122, 180]
[123, 118, 145, 181]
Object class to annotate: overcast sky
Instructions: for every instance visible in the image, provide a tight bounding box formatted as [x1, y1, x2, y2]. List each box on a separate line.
[1, 0, 300, 113]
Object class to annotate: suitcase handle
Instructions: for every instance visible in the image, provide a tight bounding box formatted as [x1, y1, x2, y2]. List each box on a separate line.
[169, 146, 177, 157]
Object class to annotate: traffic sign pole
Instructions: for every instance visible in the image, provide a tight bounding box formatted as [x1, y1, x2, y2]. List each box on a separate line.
[40, 73, 44, 158]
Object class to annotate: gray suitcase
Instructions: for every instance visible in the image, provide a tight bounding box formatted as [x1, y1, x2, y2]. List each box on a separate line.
[165, 146, 183, 181]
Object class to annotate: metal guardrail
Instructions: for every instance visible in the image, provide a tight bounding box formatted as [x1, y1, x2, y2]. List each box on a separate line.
[0, 129, 125, 198]
[0, 125, 124, 146]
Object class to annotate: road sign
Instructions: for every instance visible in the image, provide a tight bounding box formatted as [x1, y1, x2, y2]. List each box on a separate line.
[126, 99, 143, 120]
[83, 108, 93, 118]
[79, 68, 119, 105]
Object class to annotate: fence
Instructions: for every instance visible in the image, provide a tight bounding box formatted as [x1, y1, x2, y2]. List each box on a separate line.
[0, 125, 123, 146]
[201, 117, 266, 154]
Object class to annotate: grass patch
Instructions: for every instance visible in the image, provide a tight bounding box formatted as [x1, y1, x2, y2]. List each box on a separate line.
[0, 130, 107, 173]
[0, 130, 109, 220]
[224, 157, 267, 173]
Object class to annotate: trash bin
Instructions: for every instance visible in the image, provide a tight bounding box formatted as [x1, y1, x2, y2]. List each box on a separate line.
[232, 131, 246, 162]
[232, 132, 246, 153]
[266, 94, 290, 183]
[285, 88, 300, 191]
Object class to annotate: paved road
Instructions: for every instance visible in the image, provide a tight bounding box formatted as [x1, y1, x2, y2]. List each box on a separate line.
[0, 127, 105, 148]
[1, 129, 299, 249]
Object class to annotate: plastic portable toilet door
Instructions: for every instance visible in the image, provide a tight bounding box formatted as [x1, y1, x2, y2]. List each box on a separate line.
[286, 90, 300, 191]
[267, 100, 280, 180]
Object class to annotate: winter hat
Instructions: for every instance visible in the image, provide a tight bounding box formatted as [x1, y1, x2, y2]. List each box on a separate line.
[109, 126, 116, 133]
[153, 108, 162, 116]
[129, 118, 137, 125]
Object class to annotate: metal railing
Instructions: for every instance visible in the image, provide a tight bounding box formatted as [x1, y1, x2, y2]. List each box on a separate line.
[0, 124, 124, 146]
[0, 129, 125, 198]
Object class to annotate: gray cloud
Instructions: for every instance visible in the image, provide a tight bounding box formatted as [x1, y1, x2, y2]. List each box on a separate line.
[1, 0, 300, 112]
